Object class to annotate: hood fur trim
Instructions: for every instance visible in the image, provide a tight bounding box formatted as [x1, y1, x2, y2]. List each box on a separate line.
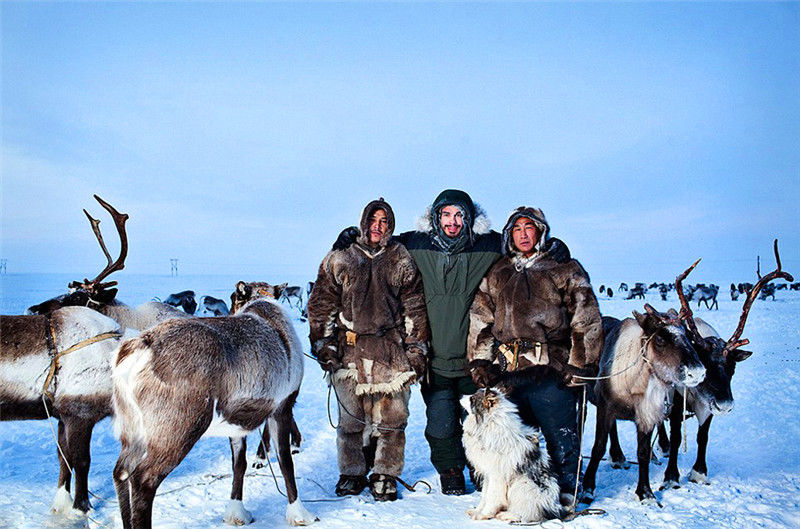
[502, 206, 550, 256]
[414, 203, 491, 235]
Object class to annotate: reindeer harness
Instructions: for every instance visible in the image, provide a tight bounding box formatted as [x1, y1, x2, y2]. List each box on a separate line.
[41, 316, 121, 401]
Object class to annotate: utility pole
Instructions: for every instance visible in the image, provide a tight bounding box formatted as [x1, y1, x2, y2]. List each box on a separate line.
[170, 258, 179, 277]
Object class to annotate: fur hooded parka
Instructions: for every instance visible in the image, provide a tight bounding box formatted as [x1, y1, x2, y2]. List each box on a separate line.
[308, 199, 430, 395]
[467, 206, 603, 378]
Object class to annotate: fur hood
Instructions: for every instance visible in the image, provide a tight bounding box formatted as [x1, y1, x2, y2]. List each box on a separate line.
[356, 198, 395, 249]
[501, 206, 550, 256]
[414, 203, 491, 235]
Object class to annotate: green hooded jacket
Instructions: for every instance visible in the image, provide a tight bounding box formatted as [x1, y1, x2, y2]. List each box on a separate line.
[396, 190, 502, 377]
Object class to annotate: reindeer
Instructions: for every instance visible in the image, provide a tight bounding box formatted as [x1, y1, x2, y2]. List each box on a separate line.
[659, 241, 793, 488]
[200, 295, 230, 316]
[758, 283, 777, 300]
[229, 282, 303, 463]
[280, 285, 304, 311]
[694, 284, 719, 310]
[658, 284, 669, 301]
[581, 263, 706, 505]
[790, 282, 800, 291]
[27, 196, 189, 331]
[618, 282, 629, 293]
[162, 290, 197, 314]
[111, 284, 317, 528]
[730, 283, 740, 301]
[1, 307, 129, 515]
[625, 284, 646, 300]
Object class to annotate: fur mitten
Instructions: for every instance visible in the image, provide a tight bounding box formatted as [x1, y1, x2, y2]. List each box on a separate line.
[469, 359, 503, 388]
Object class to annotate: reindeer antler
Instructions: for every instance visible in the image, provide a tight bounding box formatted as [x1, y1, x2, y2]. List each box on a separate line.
[675, 258, 704, 343]
[724, 239, 794, 355]
[74, 195, 129, 292]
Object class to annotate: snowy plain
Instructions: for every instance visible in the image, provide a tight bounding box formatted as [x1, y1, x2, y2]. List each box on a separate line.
[1, 273, 799, 529]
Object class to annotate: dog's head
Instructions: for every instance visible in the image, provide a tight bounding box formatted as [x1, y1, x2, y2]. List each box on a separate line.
[461, 387, 510, 424]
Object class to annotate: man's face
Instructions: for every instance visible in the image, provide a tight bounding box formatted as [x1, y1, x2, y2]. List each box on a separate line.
[368, 208, 389, 245]
[439, 205, 464, 238]
[512, 217, 540, 257]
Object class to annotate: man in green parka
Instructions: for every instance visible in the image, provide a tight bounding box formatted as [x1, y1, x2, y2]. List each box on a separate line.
[335, 189, 570, 494]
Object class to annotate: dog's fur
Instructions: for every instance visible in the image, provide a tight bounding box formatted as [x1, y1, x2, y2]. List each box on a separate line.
[461, 389, 562, 523]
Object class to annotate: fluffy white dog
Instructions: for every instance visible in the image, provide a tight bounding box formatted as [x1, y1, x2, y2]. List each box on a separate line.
[461, 388, 562, 523]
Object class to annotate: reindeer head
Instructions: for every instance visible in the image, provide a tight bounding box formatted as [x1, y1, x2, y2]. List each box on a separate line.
[27, 195, 128, 315]
[229, 281, 288, 314]
[675, 241, 792, 414]
[632, 303, 706, 387]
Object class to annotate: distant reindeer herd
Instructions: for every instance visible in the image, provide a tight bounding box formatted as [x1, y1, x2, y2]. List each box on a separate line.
[0, 196, 795, 527]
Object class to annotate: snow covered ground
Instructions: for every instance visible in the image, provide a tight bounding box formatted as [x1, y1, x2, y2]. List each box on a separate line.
[1, 273, 799, 529]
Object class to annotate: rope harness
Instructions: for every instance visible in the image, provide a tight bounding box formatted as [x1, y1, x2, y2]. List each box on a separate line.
[42, 317, 122, 400]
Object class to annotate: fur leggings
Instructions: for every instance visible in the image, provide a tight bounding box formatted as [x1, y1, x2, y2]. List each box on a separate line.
[332, 376, 410, 477]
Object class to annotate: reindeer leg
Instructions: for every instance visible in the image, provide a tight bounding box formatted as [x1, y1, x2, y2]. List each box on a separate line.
[66, 417, 94, 513]
[273, 391, 317, 526]
[254, 425, 270, 468]
[635, 428, 658, 504]
[51, 419, 74, 514]
[608, 421, 629, 469]
[291, 419, 302, 454]
[113, 457, 133, 529]
[689, 416, 712, 484]
[656, 421, 671, 457]
[662, 395, 683, 489]
[224, 436, 254, 525]
[581, 405, 610, 504]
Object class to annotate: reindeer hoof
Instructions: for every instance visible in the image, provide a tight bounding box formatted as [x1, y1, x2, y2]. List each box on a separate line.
[610, 459, 631, 470]
[291, 444, 301, 455]
[579, 489, 595, 505]
[223, 500, 254, 525]
[50, 486, 75, 515]
[688, 470, 710, 484]
[660, 480, 680, 490]
[286, 499, 318, 526]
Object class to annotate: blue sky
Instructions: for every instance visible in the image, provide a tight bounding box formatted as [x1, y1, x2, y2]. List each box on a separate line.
[2, 2, 799, 287]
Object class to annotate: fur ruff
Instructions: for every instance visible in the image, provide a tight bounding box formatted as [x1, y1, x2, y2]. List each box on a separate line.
[414, 203, 491, 235]
[331, 367, 417, 396]
[461, 389, 562, 523]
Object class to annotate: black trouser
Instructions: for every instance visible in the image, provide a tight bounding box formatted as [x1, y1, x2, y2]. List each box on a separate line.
[508, 374, 581, 494]
[420, 372, 477, 474]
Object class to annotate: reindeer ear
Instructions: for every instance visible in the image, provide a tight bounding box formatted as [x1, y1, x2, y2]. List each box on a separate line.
[666, 308, 679, 318]
[644, 303, 658, 315]
[236, 281, 248, 295]
[633, 310, 647, 327]
[730, 349, 753, 362]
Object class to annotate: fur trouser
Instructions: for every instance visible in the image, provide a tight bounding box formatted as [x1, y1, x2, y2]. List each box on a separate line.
[332, 376, 410, 477]
[420, 372, 477, 473]
[508, 375, 580, 494]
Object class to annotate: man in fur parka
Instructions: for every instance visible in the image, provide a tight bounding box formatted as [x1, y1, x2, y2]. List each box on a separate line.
[308, 198, 430, 502]
[467, 206, 603, 507]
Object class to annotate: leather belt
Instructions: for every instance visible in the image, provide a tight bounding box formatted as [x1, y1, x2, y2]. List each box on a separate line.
[496, 338, 548, 372]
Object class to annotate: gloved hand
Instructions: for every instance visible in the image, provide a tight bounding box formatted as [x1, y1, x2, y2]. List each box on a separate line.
[562, 364, 597, 387]
[406, 349, 428, 379]
[332, 226, 360, 251]
[543, 237, 571, 264]
[312, 338, 341, 373]
[468, 359, 503, 388]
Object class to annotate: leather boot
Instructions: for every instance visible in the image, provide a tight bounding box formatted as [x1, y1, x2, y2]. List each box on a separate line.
[439, 467, 466, 495]
[369, 474, 398, 502]
[335, 474, 368, 496]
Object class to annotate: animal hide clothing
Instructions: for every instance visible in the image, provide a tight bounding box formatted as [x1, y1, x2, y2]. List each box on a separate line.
[308, 198, 430, 395]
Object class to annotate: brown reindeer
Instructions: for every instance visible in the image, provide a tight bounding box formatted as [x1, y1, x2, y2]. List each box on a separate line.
[27, 195, 189, 331]
[229, 281, 303, 462]
[111, 285, 317, 528]
[1, 307, 129, 514]
[659, 241, 793, 488]
[581, 262, 707, 505]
